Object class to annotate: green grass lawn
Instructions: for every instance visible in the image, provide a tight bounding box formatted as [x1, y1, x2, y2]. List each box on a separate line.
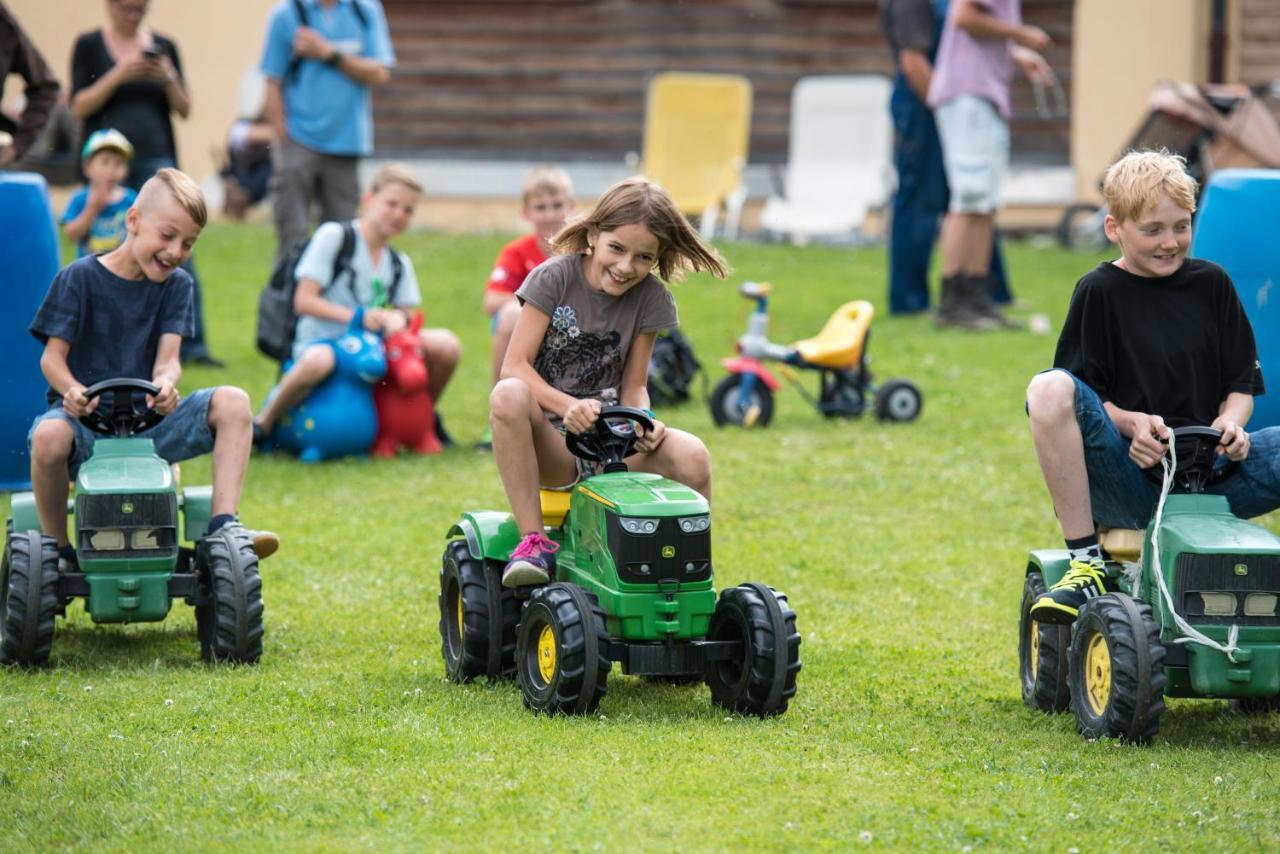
[2, 224, 1277, 850]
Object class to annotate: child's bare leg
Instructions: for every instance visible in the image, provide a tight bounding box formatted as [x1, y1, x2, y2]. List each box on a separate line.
[29, 419, 74, 545]
[491, 301, 520, 386]
[490, 378, 575, 533]
[255, 345, 335, 432]
[628, 428, 712, 501]
[1026, 371, 1093, 539]
[208, 386, 253, 516]
[419, 328, 462, 403]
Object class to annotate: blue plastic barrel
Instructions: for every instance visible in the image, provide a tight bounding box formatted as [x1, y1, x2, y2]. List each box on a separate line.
[1191, 169, 1280, 430]
[0, 173, 60, 491]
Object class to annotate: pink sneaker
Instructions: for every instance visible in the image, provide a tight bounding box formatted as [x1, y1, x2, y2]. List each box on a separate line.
[502, 532, 559, 588]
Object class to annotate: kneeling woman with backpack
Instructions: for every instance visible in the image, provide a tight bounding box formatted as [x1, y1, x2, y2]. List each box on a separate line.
[251, 164, 461, 446]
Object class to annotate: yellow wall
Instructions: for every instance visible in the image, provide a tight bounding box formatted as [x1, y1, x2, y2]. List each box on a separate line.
[6, 0, 277, 182]
[1071, 0, 1210, 200]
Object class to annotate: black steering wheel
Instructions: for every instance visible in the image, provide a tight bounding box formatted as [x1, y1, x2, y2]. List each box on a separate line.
[1143, 425, 1240, 493]
[564, 405, 655, 473]
[77, 378, 165, 438]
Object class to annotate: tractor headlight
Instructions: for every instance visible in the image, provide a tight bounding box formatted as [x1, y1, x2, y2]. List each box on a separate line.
[1244, 593, 1277, 617]
[678, 515, 710, 533]
[88, 529, 127, 551]
[620, 517, 659, 535]
[131, 529, 162, 550]
[1200, 592, 1238, 617]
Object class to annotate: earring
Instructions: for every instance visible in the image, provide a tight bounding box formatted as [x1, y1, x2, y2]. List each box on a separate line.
[586, 243, 594, 256]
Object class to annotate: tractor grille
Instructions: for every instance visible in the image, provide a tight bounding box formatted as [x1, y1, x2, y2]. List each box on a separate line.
[606, 516, 711, 584]
[76, 492, 178, 558]
[1174, 552, 1280, 626]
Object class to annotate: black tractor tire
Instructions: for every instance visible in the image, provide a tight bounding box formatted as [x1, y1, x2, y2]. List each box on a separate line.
[705, 582, 801, 717]
[439, 539, 518, 682]
[1231, 695, 1280, 715]
[709, 375, 774, 428]
[0, 530, 59, 667]
[874, 379, 923, 422]
[516, 583, 611, 714]
[196, 527, 264, 664]
[1019, 572, 1071, 712]
[1069, 593, 1165, 743]
[1056, 202, 1107, 251]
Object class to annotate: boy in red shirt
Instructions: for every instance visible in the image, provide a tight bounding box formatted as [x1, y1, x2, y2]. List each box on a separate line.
[479, 166, 574, 448]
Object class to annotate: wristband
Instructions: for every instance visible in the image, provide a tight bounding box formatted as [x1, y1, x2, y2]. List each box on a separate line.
[325, 49, 342, 67]
[642, 408, 656, 419]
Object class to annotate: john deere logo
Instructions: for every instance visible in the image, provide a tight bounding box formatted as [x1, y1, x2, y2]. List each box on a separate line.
[121, 501, 134, 514]
[1234, 563, 1249, 576]
[662, 545, 676, 558]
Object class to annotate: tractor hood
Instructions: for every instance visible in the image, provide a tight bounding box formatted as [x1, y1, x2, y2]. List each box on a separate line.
[1159, 494, 1280, 555]
[76, 439, 174, 494]
[575, 472, 708, 517]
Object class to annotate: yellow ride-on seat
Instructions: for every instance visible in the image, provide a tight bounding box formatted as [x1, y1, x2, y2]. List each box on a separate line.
[636, 72, 753, 239]
[540, 489, 572, 528]
[791, 300, 874, 369]
[1098, 526, 1144, 563]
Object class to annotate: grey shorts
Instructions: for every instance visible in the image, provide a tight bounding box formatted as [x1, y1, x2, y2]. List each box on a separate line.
[28, 387, 217, 479]
[935, 94, 1009, 214]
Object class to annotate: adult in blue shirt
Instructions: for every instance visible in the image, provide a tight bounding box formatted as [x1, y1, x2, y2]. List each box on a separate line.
[260, 0, 395, 264]
[880, 0, 1009, 317]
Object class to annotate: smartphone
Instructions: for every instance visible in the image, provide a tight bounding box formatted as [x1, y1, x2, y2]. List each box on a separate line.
[142, 44, 162, 60]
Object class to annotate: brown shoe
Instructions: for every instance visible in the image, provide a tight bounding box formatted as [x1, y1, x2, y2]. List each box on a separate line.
[962, 276, 1023, 329]
[934, 275, 998, 330]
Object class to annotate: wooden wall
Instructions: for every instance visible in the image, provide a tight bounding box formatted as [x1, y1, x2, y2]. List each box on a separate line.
[376, 0, 1073, 164]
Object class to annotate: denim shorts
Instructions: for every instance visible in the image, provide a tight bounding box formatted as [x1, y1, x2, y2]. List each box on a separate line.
[28, 387, 217, 479]
[935, 94, 1008, 215]
[1046, 369, 1280, 528]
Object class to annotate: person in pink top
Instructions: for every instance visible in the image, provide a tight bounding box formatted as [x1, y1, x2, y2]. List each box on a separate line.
[926, 0, 1053, 330]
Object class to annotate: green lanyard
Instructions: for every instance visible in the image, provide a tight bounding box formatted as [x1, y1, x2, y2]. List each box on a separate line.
[370, 275, 388, 308]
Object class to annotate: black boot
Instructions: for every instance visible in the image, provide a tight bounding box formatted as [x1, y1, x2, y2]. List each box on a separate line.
[963, 275, 1021, 329]
[935, 275, 994, 330]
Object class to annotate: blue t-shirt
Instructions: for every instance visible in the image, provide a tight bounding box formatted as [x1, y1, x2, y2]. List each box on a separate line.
[60, 185, 138, 257]
[29, 255, 194, 405]
[259, 0, 395, 156]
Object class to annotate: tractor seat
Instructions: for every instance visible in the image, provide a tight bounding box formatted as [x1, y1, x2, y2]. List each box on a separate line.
[540, 489, 572, 528]
[1098, 526, 1143, 563]
[791, 300, 873, 369]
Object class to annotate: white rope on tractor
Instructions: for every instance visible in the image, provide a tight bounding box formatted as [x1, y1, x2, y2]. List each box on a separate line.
[1146, 434, 1242, 663]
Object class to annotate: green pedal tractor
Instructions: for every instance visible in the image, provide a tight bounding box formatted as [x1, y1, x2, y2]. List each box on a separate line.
[1020, 426, 1280, 742]
[438, 406, 801, 716]
[1, 379, 264, 667]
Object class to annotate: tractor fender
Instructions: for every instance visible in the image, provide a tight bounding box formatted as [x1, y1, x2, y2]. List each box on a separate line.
[447, 510, 522, 563]
[718, 356, 781, 391]
[7, 492, 41, 534]
[1027, 549, 1071, 588]
[182, 486, 212, 545]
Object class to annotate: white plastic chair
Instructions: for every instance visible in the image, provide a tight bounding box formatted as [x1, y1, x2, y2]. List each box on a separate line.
[759, 75, 894, 243]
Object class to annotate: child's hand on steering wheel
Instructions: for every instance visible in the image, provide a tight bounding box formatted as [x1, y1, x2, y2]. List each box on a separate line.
[148, 379, 180, 416]
[1211, 415, 1251, 461]
[634, 417, 666, 453]
[563, 398, 602, 435]
[1128, 412, 1170, 469]
[61, 384, 97, 418]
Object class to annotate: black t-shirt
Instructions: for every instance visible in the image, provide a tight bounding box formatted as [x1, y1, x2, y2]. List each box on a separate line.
[1053, 258, 1264, 427]
[29, 255, 194, 405]
[880, 0, 937, 56]
[70, 29, 182, 162]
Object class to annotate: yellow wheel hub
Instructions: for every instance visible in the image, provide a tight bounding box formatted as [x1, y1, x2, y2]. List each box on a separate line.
[455, 588, 464, 637]
[1029, 620, 1040, 680]
[537, 624, 557, 683]
[1084, 632, 1112, 716]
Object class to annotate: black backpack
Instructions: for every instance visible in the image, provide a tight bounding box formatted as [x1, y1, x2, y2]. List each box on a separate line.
[255, 221, 402, 363]
[647, 328, 704, 407]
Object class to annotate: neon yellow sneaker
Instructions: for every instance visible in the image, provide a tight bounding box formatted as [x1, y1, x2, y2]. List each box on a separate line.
[1029, 557, 1114, 625]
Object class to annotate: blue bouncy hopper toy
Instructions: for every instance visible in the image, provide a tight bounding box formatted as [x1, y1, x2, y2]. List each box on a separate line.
[265, 309, 387, 461]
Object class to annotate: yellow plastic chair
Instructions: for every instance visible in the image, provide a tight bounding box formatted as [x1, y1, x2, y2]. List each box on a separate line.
[634, 72, 753, 239]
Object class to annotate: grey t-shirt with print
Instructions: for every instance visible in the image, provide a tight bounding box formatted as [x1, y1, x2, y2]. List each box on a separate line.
[292, 220, 422, 358]
[516, 253, 678, 402]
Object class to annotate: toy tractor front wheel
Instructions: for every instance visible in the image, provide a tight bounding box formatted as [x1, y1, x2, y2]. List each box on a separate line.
[196, 527, 264, 664]
[1068, 593, 1165, 743]
[705, 582, 801, 717]
[710, 376, 774, 428]
[515, 583, 611, 714]
[439, 539, 518, 682]
[1019, 572, 1070, 712]
[0, 528, 59, 667]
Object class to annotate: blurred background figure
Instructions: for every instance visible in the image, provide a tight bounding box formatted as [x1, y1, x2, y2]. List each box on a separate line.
[219, 67, 274, 220]
[0, 1, 59, 167]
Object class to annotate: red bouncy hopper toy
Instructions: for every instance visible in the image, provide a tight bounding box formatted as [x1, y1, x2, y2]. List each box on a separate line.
[372, 311, 442, 457]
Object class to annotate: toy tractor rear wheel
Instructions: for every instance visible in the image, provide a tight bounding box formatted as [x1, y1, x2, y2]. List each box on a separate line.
[874, 380, 922, 422]
[1068, 593, 1165, 743]
[1019, 571, 1070, 712]
[439, 539, 518, 682]
[196, 527, 264, 664]
[516, 583, 611, 714]
[710, 376, 774, 428]
[0, 529, 59, 667]
[705, 582, 801, 717]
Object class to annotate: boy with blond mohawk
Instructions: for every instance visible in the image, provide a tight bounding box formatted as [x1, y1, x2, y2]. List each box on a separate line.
[1025, 150, 1280, 624]
[29, 168, 276, 569]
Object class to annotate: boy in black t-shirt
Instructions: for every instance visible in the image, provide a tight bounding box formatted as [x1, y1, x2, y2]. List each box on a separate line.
[1026, 150, 1277, 624]
[28, 168, 276, 570]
